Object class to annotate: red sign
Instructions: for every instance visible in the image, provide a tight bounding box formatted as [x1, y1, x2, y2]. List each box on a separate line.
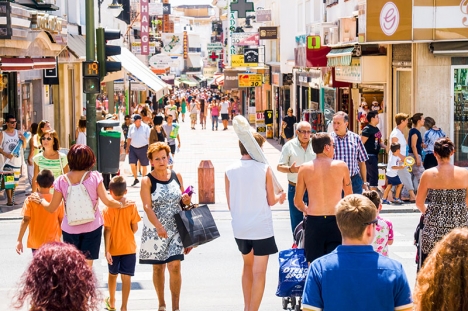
[140, 0, 149, 55]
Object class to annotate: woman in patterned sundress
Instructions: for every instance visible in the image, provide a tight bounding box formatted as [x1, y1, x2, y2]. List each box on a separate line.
[139, 142, 192, 311]
[415, 137, 468, 267]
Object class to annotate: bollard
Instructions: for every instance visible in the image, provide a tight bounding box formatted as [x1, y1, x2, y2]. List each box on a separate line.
[198, 160, 215, 204]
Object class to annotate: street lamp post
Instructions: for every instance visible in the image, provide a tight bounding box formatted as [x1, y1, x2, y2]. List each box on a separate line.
[85, 0, 97, 158]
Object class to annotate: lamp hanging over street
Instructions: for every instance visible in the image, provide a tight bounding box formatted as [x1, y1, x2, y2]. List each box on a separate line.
[108, 0, 123, 18]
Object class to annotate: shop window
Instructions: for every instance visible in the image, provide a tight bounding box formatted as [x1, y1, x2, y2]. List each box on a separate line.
[453, 68, 468, 167]
[0, 74, 10, 129]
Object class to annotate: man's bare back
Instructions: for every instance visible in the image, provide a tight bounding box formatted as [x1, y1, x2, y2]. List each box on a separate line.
[295, 157, 352, 216]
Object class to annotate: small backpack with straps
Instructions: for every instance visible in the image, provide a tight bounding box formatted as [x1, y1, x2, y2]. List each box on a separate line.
[64, 171, 97, 226]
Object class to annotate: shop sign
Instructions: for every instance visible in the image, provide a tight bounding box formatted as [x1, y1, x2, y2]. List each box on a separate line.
[228, 11, 237, 65]
[131, 41, 156, 54]
[140, 0, 150, 55]
[232, 32, 259, 46]
[259, 27, 278, 40]
[238, 73, 263, 87]
[224, 70, 240, 90]
[256, 111, 266, 135]
[335, 58, 362, 83]
[207, 43, 223, 52]
[366, 0, 412, 42]
[307, 36, 321, 50]
[149, 3, 163, 15]
[163, 3, 171, 15]
[161, 33, 183, 54]
[256, 9, 272, 22]
[231, 54, 257, 67]
[149, 54, 172, 68]
[183, 31, 188, 59]
[243, 48, 259, 63]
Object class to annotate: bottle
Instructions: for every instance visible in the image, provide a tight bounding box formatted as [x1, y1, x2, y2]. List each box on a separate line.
[11, 132, 31, 158]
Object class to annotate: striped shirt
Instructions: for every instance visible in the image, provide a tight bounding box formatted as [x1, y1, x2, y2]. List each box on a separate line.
[331, 131, 368, 176]
[33, 152, 68, 179]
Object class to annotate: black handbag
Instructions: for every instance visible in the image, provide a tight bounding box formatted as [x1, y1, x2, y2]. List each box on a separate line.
[174, 204, 220, 248]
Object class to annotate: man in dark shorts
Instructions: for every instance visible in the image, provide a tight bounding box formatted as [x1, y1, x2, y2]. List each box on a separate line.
[295, 133, 352, 263]
[361, 110, 386, 191]
[126, 114, 150, 186]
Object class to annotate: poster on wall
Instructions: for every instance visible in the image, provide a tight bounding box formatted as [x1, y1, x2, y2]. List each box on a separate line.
[161, 33, 183, 54]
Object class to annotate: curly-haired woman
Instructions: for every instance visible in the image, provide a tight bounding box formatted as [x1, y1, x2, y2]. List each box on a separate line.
[413, 228, 468, 311]
[13, 242, 100, 311]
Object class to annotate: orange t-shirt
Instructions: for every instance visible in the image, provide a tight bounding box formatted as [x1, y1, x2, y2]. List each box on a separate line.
[22, 193, 64, 249]
[102, 204, 141, 256]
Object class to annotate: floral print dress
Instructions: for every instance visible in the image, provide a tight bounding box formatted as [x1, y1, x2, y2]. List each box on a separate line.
[139, 171, 184, 264]
[372, 215, 394, 256]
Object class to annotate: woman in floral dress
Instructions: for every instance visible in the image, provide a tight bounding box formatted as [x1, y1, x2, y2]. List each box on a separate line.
[139, 142, 192, 311]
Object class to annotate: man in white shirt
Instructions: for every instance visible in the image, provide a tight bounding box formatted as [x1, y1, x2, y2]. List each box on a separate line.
[389, 113, 416, 202]
[126, 114, 150, 186]
[165, 100, 178, 121]
[220, 97, 231, 130]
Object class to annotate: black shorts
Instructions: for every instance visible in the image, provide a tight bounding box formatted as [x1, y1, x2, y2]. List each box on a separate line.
[108, 253, 137, 276]
[304, 216, 342, 263]
[221, 113, 229, 121]
[366, 155, 379, 187]
[63, 226, 103, 260]
[235, 236, 278, 256]
[129, 145, 149, 166]
[169, 144, 176, 155]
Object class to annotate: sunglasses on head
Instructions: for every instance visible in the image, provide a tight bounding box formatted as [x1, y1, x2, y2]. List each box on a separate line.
[363, 218, 378, 226]
[41, 137, 52, 141]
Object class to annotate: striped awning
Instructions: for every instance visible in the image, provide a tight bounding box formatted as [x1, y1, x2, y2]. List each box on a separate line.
[0, 57, 56, 71]
[326, 47, 354, 67]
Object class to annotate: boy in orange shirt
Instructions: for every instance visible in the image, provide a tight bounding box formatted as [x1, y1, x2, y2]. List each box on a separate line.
[103, 176, 141, 311]
[16, 169, 64, 254]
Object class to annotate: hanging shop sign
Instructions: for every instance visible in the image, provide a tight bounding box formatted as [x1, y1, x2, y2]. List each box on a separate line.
[243, 48, 259, 63]
[232, 32, 259, 46]
[131, 41, 156, 54]
[224, 69, 240, 90]
[230, 0, 254, 18]
[335, 58, 361, 83]
[140, 0, 150, 55]
[365, 0, 412, 42]
[183, 31, 188, 59]
[259, 27, 278, 40]
[163, 3, 171, 14]
[231, 54, 257, 67]
[238, 73, 263, 87]
[207, 42, 223, 52]
[256, 9, 272, 22]
[149, 3, 163, 15]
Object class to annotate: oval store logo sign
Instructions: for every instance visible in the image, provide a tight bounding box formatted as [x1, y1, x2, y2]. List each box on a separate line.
[380, 2, 399, 36]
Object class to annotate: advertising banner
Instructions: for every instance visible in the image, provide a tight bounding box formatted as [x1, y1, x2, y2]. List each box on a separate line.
[140, 0, 149, 55]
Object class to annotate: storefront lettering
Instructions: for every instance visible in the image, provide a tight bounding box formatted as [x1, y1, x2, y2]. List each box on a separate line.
[335, 59, 362, 83]
[380, 2, 399, 36]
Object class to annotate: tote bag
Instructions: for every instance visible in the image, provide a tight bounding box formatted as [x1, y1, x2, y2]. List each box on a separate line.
[174, 204, 220, 248]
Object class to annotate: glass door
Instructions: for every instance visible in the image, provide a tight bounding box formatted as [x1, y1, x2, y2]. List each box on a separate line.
[452, 66, 468, 167]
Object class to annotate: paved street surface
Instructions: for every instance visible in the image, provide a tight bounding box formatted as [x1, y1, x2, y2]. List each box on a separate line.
[0, 118, 421, 310]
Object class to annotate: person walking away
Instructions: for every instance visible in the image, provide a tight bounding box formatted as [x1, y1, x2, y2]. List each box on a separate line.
[126, 114, 150, 187]
[0, 115, 27, 205]
[25, 122, 38, 187]
[199, 98, 207, 130]
[16, 169, 64, 255]
[302, 194, 413, 311]
[413, 228, 468, 311]
[422, 117, 445, 170]
[103, 176, 141, 311]
[162, 115, 180, 157]
[361, 111, 386, 191]
[121, 115, 131, 151]
[294, 132, 352, 263]
[362, 190, 394, 256]
[32, 130, 69, 192]
[389, 113, 416, 202]
[211, 99, 220, 131]
[382, 143, 405, 204]
[282, 108, 297, 141]
[75, 116, 87, 145]
[415, 137, 468, 267]
[180, 97, 187, 122]
[277, 121, 315, 234]
[225, 133, 286, 311]
[407, 113, 425, 190]
[139, 142, 193, 311]
[220, 96, 230, 130]
[331, 111, 369, 194]
[189, 99, 199, 130]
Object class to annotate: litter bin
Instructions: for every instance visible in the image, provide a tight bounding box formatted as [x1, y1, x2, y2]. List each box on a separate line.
[97, 120, 120, 174]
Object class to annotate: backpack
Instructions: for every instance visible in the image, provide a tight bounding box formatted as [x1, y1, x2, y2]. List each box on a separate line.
[64, 171, 97, 226]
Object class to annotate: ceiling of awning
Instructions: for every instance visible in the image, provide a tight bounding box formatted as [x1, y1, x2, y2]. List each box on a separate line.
[326, 47, 355, 67]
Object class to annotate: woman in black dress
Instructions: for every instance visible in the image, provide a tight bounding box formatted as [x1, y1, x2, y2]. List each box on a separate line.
[282, 108, 297, 140]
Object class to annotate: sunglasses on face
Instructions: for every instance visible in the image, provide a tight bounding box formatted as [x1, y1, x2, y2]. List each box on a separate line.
[41, 137, 52, 141]
[297, 130, 312, 134]
[8, 121, 16, 124]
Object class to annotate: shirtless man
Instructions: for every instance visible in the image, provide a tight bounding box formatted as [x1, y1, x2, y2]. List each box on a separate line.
[294, 132, 352, 263]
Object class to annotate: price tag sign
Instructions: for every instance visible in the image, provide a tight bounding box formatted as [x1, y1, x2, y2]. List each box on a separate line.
[238, 74, 263, 87]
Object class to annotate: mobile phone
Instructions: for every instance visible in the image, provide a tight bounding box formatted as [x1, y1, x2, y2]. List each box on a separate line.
[183, 185, 194, 196]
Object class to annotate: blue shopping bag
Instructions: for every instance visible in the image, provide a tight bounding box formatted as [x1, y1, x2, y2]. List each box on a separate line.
[276, 248, 308, 297]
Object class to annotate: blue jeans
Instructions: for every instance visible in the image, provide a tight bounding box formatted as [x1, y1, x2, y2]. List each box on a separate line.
[212, 115, 218, 129]
[288, 184, 308, 235]
[351, 174, 363, 194]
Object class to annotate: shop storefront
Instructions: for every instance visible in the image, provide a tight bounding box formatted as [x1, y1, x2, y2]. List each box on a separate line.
[452, 66, 468, 167]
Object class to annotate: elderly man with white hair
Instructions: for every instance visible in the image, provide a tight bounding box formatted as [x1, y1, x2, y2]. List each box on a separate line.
[277, 121, 316, 234]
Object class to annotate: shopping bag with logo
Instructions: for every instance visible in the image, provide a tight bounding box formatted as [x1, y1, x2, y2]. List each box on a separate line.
[64, 171, 97, 226]
[170, 123, 180, 139]
[174, 204, 220, 248]
[276, 248, 308, 297]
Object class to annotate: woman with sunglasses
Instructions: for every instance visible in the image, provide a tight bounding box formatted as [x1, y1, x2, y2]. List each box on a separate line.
[31, 130, 69, 192]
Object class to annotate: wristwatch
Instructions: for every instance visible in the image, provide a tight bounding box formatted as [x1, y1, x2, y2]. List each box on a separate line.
[364, 182, 370, 186]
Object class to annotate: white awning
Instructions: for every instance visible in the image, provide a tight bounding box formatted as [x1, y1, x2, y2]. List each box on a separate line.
[187, 54, 202, 68]
[111, 47, 169, 99]
[326, 47, 355, 67]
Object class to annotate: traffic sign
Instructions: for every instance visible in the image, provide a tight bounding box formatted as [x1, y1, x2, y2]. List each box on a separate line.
[238, 73, 263, 87]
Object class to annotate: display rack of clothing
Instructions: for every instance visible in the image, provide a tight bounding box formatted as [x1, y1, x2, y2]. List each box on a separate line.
[302, 109, 325, 133]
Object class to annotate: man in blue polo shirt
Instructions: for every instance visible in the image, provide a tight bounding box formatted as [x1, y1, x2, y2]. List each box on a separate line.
[302, 194, 413, 311]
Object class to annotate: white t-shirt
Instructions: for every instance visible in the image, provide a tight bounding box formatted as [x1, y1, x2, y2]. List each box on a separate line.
[220, 101, 230, 114]
[165, 104, 178, 119]
[389, 127, 407, 156]
[225, 159, 274, 239]
[386, 153, 401, 178]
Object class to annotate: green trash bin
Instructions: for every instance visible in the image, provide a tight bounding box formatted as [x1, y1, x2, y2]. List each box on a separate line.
[98, 127, 121, 174]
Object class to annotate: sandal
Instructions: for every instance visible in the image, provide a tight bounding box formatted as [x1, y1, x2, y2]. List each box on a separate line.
[158, 307, 166, 311]
[105, 297, 116, 311]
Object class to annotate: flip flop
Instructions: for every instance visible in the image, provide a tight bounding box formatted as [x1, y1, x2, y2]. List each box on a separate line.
[105, 297, 116, 311]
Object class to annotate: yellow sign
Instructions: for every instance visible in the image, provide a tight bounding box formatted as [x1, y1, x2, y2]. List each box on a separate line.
[238, 74, 263, 87]
[231, 55, 257, 67]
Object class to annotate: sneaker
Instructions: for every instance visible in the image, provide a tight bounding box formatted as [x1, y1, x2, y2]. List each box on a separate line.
[392, 199, 404, 205]
[131, 179, 139, 186]
[382, 199, 390, 204]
